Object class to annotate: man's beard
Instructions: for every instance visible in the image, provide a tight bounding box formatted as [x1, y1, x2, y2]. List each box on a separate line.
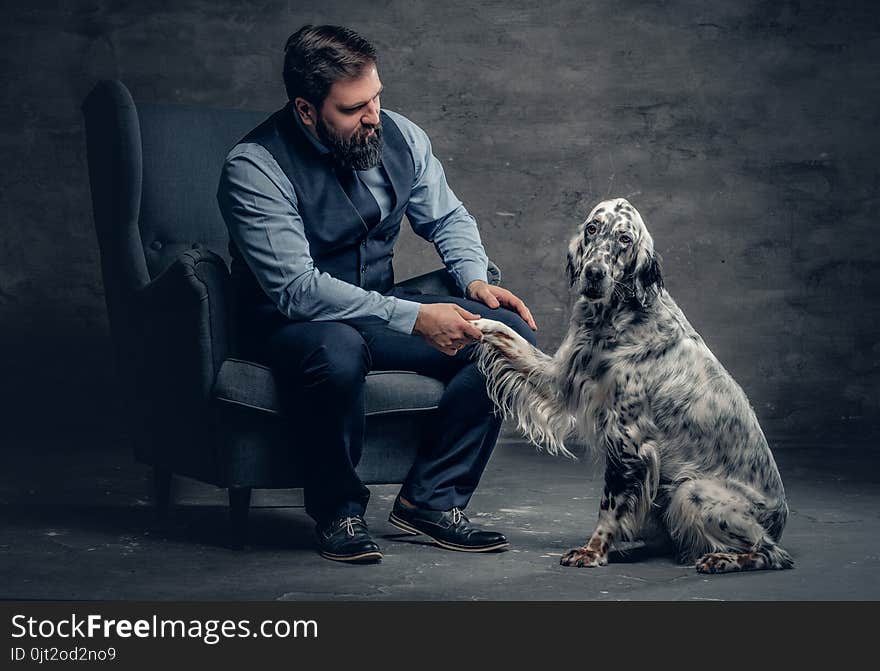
[316, 118, 384, 170]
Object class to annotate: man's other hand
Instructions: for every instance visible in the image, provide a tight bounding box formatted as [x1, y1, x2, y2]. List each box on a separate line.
[466, 280, 537, 331]
[412, 303, 484, 356]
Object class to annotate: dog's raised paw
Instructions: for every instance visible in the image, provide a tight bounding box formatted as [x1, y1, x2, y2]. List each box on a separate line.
[471, 318, 511, 335]
[471, 319, 523, 357]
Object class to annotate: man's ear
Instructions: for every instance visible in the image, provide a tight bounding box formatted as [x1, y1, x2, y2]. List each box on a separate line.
[294, 97, 317, 128]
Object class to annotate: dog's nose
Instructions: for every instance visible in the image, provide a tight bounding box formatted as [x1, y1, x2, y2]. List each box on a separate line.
[585, 267, 605, 283]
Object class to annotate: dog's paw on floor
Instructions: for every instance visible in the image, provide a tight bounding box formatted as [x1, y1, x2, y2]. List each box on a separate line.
[560, 546, 607, 568]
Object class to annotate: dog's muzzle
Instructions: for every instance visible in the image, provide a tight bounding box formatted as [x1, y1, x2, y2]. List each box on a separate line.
[582, 266, 608, 300]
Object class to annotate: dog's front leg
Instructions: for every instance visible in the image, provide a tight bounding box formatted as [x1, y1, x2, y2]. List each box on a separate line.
[472, 318, 576, 456]
[560, 453, 653, 567]
[561, 417, 659, 568]
[560, 513, 615, 568]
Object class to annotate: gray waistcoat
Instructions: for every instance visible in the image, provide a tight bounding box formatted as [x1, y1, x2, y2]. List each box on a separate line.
[229, 104, 415, 308]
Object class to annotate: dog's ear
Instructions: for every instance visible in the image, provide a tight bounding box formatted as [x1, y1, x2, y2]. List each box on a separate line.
[566, 252, 578, 288]
[633, 252, 664, 307]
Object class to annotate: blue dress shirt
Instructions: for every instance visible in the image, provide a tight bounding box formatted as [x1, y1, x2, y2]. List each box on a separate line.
[217, 108, 489, 334]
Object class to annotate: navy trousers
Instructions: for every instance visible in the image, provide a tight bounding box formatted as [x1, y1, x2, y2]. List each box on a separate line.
[238, 290, 537, 527]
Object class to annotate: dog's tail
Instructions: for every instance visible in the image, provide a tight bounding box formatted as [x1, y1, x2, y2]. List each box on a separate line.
[475, 342, 578, 458]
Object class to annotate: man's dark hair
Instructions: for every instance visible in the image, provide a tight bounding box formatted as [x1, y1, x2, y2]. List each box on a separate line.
[283, 25, 377, 107]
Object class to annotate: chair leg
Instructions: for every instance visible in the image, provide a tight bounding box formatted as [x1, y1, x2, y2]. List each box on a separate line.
[228, 487, 252, 550]
[153, 466, 173, 520]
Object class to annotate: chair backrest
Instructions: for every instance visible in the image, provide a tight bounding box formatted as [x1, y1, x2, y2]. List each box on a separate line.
[82, 80, 269, 287]
[138, 101, 267, 279]
[82, 82, 271, 467]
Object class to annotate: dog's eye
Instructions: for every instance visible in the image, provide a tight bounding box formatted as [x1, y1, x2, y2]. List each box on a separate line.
[619, 234, 632, 245]
[585, 222, 599, 235]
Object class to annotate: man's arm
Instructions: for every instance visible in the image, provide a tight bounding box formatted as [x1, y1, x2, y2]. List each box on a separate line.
[386, 110, 489, 295]
[217, 143, 421, 333]
[386, 110, 536, 330]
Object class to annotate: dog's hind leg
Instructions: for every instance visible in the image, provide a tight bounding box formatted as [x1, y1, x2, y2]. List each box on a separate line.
[664, 478, 793, 574]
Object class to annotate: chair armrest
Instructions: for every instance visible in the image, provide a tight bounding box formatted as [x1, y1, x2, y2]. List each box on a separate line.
[395, 260, 502, 296]
[135, 248, 231, 402]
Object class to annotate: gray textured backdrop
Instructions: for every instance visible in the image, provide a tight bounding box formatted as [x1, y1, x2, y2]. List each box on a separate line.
[1, 0, 878, 444]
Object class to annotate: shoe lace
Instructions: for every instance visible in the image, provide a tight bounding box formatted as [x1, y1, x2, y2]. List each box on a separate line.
[340, 516, 364, 537]
[451, 507, 467, 525]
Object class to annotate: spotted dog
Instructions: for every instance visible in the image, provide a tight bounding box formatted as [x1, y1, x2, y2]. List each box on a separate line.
[472, 198, 792, 574]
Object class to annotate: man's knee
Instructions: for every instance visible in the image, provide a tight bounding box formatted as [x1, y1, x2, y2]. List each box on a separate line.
[272, 322, 371, 391]
[306, 325, 371, 389]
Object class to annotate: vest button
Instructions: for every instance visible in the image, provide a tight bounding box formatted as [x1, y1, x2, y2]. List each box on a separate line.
[361, 265, 367, 273]
[151, 240, 163, 251]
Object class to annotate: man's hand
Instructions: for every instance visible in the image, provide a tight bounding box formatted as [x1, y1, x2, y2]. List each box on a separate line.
[466, 280, 537, 331]
[413, 303, 484, 356]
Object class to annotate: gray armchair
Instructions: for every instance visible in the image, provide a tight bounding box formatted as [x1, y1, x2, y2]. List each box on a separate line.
[81, 80, 501, 547]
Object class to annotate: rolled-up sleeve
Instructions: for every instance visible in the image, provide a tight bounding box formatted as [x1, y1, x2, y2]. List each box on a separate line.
[385, 111, 489, 295]
[217, 143, 421, 333]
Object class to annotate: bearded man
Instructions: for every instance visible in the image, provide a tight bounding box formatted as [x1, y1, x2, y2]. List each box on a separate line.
[217, 24, 537, 563]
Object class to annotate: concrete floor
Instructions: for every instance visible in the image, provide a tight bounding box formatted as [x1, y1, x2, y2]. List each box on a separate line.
[2, 435, 879, 601]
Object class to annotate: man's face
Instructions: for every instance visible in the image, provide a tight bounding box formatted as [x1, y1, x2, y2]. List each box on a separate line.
[300, 64, 384, 170]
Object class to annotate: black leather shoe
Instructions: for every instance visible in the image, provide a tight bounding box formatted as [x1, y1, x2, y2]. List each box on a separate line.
[316, 516, 383, 563]
[388, 499, 509, 552]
